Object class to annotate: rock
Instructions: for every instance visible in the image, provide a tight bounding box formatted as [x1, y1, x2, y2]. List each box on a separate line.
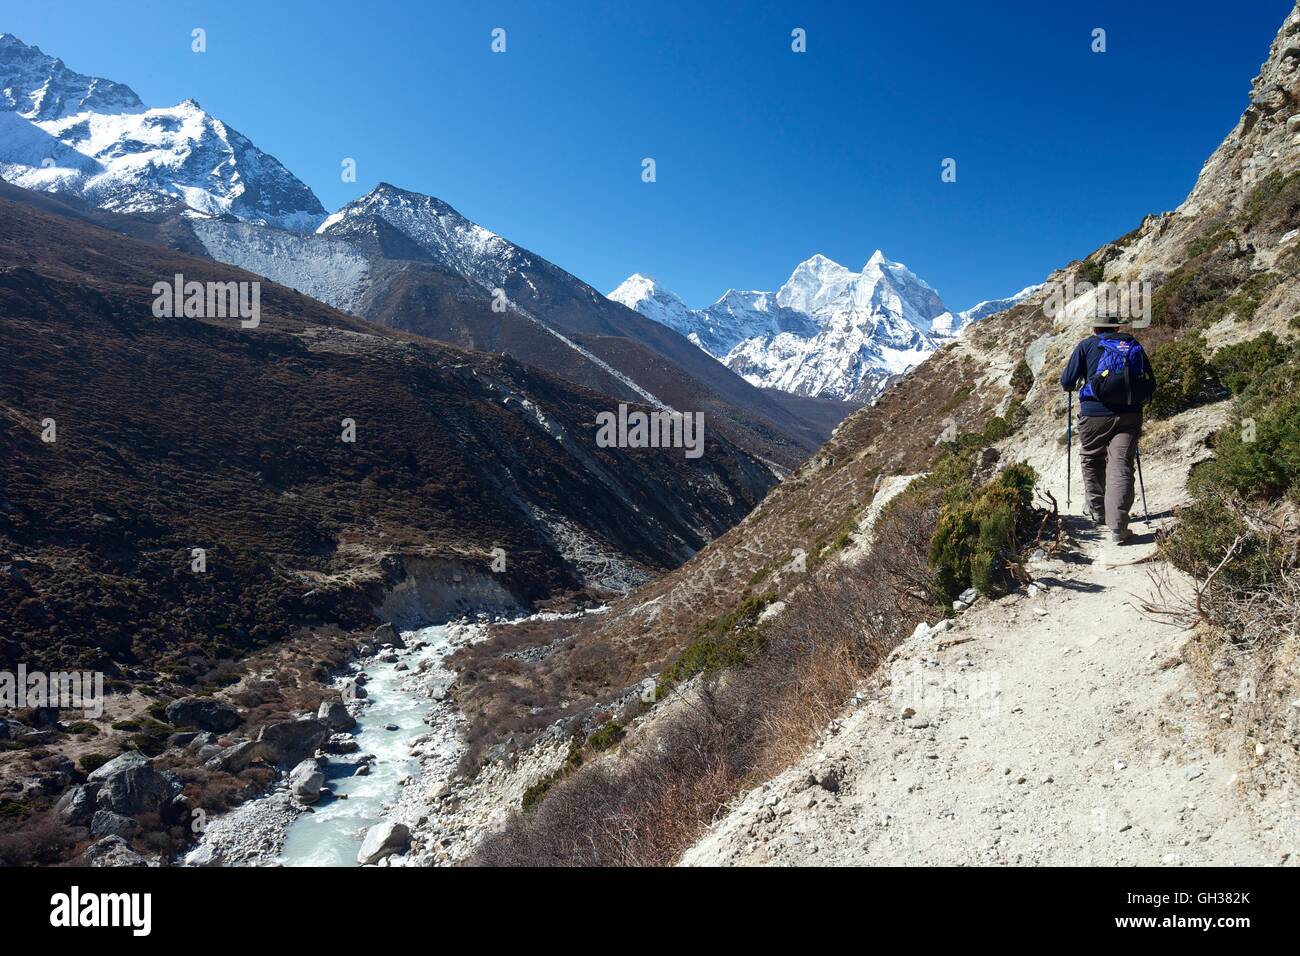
[29, 705, 59, 727]
[83, 835, 148, 868]
[185, 732, 218, 753]
[324, 733, 359, 754]
[289, 759, 325, 803]
[257, 718, 330, 766]
[378, 651, 399, 663]
[54, 783, 101, 826]
[373, 622, 405, 649]
[317, 699, 356, 731]
[394, 662, 408, 671]
[90, 809, 140, 838]
[1184, 766, 1204, 781]
[342, 678, 367, 701]
[166, 731, 200, 749]
[958, 587, 978, 605]
[184, 843, 222, 866]
[164, 696, 241, 733]
[205, 739, 262, 773]
[354, 763, 370, 776]
[163, 792, 193, 825]
[930, 619, 953, 635]
[88, 752, 173, 815]
[357, 821, 411, 865]
[1030, 548, 1048, 562]
[385, 723, 399, 732]
[816, 766, 842, 793]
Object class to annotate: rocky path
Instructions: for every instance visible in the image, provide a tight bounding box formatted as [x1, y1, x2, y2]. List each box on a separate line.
[683, 409, 1299, 867]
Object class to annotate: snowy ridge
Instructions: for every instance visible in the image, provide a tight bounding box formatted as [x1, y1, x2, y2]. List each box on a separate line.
[0, 35, 325, 231]
[611, 254, 1039, 402]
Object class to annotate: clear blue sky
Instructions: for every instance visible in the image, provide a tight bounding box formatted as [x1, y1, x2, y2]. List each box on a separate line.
[4, 0, 1292, 309]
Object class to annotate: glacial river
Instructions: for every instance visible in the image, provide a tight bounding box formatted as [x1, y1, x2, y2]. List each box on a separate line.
[277, 625, 445, 866]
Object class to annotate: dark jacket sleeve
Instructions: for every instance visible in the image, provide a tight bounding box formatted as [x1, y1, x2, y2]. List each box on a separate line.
[1060, 340, 1088, 392]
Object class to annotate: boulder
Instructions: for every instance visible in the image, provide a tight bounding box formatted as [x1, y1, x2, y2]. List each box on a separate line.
[88, 752, 173, 815]
[257, 718, 329, 766]
[54, 782, 100, 827]
[373, 623, 404, 648]
[90, 810, 140, 838]
[324, 733, 359, 755]
[164, 696, 241, 733]
[341, 678, 367, 701]
[184, 843, 222, 867]
[289, 759, 325, 803]
[317, 700, 356, 731]
[185, 732, 218, 753]
[357, 821, 411, 865]
[83, 835, 148, 868]
[204, 739, 262, 773]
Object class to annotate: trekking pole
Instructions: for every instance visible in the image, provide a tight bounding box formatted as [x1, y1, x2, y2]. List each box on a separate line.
[1135, 443, 1151, 524]
[1066, 390, 1073, 512]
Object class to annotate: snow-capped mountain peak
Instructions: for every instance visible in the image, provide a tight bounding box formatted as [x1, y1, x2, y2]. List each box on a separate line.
[611, 253, 1036, 403]
[0, 34, 325, 231]
[0, 33, 144, 120]
[320, 182, 517, 283]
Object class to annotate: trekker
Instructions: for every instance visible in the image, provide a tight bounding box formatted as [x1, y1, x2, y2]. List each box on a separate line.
[1059, 315, 1158, 543]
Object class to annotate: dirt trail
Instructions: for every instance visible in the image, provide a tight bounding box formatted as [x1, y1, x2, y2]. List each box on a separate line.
[682, 405, 1299, 866]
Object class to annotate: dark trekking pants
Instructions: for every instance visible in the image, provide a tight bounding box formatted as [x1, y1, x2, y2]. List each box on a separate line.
[1078, 412, 1141, 531]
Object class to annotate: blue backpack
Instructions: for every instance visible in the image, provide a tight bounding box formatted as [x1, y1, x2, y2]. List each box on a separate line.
[1081, 337, 1155, 407]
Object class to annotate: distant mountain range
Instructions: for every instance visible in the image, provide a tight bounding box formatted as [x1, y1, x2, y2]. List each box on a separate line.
[0, 33, 840, 468]
[609, 255, 1040, 402]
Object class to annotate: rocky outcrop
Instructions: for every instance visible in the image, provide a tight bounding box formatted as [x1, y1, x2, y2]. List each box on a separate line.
[83, 835, 150, 867]
[53, 782, 98, 826]
[256, 718, 330, 766]
[87, 751, 174, 816]
[164, 696, 242, 733]
[374, 557, 523, 631]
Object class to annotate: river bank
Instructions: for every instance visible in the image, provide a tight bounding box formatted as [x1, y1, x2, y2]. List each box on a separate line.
[186, 610, 592, 867]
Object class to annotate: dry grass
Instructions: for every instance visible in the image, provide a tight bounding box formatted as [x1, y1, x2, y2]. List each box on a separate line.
[471, 483, 943, 866]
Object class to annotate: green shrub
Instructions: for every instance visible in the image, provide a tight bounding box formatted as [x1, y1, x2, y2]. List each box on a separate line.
[929, 462, 1038, 600]
[1147, 334, 1218, 418]
[657, 591, 775, 691]
[1193, 395, 1300, 502]
[1210, 331, 1291, 396]
[78, 752, 113, 773]
[1209, 271, 1277, 323]
[1010, 359, 1034, 395]
[65, 721, 99, 736]
[1077, 259, 1104, 285]
[0, 799, 30, 820]
[1241, 170, 1300, 230]
[1162, 492, 1290, 591]
[585, 720, 625, 752]
[1187, 225, 1236, 258]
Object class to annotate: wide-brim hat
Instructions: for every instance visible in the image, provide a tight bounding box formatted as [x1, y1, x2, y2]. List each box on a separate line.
[1091, 313, 1130, 329]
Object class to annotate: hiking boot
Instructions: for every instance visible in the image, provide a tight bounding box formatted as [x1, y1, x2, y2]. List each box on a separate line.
[1086, 509, 1106, 527]
[1109, 527, 1134, 545]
